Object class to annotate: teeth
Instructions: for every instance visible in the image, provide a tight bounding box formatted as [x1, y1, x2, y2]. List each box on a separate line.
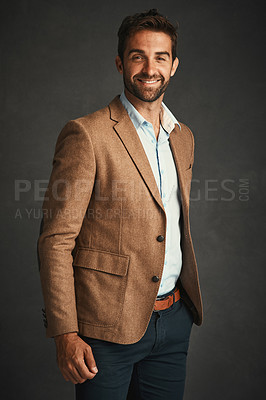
[140, 80, 158, 83]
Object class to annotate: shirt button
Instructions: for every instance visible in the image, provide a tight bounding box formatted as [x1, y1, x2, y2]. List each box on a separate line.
[156, 235, 165, 242]
[152, 275, 160, 282]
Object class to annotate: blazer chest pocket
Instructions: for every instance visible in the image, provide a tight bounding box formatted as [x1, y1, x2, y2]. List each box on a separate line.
[73, 247, 130, 327]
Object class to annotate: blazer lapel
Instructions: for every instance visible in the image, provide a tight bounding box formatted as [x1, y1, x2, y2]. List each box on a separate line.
[169, 125, 190, 214]
[109, 96, 164, 211]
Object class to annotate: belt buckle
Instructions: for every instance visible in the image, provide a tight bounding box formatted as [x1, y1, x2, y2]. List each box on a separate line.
[156, 287, 176, 301]
[156, 292, 172, 302]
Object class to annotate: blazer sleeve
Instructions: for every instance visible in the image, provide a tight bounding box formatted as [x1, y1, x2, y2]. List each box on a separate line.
[38, 119, 96, 337]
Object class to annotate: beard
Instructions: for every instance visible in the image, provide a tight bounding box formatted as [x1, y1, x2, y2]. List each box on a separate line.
[123, 72, 170, 103]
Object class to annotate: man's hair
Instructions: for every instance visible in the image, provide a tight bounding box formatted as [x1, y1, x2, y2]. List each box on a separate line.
[117, 9, 178, 62]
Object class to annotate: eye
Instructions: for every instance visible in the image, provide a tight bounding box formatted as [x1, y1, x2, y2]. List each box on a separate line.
[132, 55, 143, 61]
[157, 57, 166, 62]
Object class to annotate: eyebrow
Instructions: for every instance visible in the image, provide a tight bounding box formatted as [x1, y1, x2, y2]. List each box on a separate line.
[128, 49, 170, 58]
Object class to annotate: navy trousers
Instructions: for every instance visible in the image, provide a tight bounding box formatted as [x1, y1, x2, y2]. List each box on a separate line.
[75, 297, 193, 400]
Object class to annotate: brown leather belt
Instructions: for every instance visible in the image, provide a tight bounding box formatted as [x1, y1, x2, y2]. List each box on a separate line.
[154, 287, 181, 311]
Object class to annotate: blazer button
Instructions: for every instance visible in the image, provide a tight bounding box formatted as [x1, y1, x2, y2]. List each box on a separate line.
[152, 275, 160, 282]
[156, 235, 165, 242]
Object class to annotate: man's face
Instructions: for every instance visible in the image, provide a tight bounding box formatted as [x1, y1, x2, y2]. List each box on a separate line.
[116, 30, 179, 103]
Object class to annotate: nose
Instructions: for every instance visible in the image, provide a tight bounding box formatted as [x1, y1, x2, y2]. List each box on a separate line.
[142, 59, 156, 77]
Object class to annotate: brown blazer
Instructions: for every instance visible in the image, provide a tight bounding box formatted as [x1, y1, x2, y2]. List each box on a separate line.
[38, 95, 203, 344]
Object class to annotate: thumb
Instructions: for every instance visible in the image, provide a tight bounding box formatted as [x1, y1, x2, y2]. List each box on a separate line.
[84, 345, 98, 374]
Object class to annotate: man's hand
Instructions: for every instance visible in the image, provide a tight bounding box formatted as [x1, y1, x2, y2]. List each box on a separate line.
[54, 332, 98, 384]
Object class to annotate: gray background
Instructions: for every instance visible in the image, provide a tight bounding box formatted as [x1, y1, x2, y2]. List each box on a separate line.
[1, 0, 265, 399]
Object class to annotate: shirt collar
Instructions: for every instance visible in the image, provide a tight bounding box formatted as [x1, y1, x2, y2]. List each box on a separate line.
[120, 90, 181, 134]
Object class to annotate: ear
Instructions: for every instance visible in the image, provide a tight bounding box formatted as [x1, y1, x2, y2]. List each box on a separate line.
[170, 57, 179, 77]
[115, 55, 123, 74]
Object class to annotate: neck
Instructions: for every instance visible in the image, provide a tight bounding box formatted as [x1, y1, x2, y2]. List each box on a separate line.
[124, 88, 163, 139]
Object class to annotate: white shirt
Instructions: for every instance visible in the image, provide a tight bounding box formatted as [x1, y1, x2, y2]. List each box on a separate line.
[120, 91, 182, 296]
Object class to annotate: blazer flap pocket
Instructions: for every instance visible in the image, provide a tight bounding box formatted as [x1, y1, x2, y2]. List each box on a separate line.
[73, 248, 129, 276]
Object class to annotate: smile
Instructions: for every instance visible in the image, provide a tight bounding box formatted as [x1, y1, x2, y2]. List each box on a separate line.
[137, 79, 161, 84]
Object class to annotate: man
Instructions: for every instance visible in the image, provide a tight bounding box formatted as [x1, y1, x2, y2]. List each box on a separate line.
[38, 9, 203, 400]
